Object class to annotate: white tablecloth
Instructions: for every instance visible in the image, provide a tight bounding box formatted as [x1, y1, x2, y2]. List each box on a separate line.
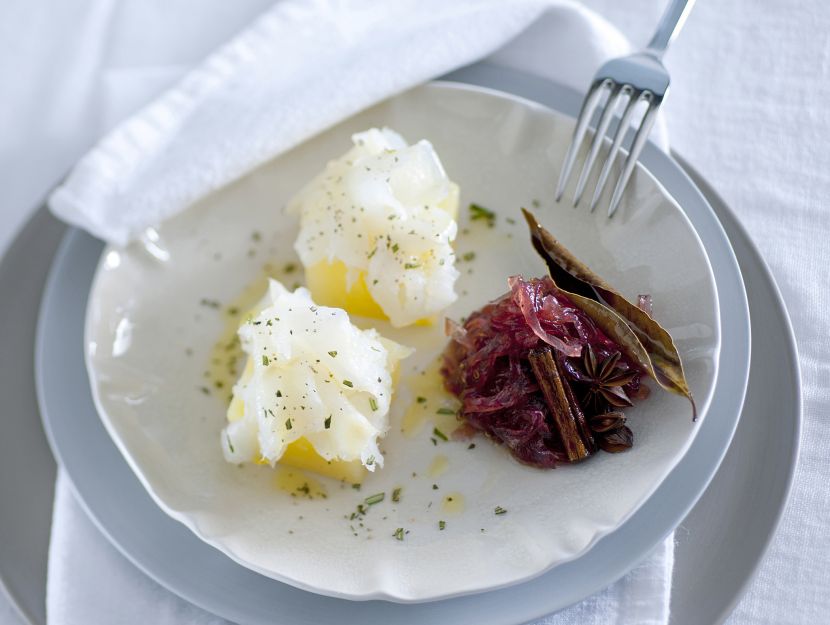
[1, 1, 828, 624]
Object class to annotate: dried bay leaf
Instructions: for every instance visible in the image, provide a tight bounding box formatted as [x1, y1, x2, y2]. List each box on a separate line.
[522, 208, 696, 418]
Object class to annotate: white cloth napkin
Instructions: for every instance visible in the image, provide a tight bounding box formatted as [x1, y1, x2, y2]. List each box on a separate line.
[45, 1, 673, 624]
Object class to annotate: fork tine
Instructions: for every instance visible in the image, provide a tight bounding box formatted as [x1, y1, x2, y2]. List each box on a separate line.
[589, 88, 640, 212]
[607, 93, 660, 218]
[556, 78, 612, 202]
[573, 84, 628, 207]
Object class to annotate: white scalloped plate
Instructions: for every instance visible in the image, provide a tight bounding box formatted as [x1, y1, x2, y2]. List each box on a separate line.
[84, 82, 720, 602]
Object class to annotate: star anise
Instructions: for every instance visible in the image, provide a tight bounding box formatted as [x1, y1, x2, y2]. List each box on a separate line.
[580, 346, 637, 413]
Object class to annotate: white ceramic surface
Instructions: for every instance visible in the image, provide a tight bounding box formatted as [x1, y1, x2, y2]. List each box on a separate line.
[83, 82, 720, 601]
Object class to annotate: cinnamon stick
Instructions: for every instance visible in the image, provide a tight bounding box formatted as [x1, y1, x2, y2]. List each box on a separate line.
[529, 347, 593, 462]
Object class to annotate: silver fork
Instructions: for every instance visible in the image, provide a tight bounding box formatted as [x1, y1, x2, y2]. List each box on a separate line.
[556, 0, 696, 217]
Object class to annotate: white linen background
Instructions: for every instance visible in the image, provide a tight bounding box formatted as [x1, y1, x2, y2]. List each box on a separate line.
[1, 0, 828, 624]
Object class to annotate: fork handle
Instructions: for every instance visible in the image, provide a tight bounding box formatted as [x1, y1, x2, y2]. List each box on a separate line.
[645, 0, 697, 58]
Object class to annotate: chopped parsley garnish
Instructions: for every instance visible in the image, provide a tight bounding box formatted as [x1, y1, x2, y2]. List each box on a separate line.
[416, 396, 427, 404]
[439, 520, 446, 530]
[324, 415, 332, 429]
[276, 390, 282, 397]
[433, 427, 448, 441]
[404, 262, 420, 269]
[226, 434, 235, 453]
[494, 506, 507, 515]
[469, 203, 496, 226]
[262, 355, 270, 366]
[436, 407, 456, 415]
[352, 483, 362, 491]
[391, 243, 400, 253]
[432, 484, 439, 490]
[461, 251, 476, 262]
[392, 487, 401, 503]
[393, 527, 405, 541]
[468, 443, 476, 450]
[285, 418, 293, 430]
[343, 380, 354, 388]
[364, 492, 385, 505]
[283, 262, 297, 274]
[328, 350, 338, 357]
[365, 455, 375, 466]
[369, 397, 378, 411]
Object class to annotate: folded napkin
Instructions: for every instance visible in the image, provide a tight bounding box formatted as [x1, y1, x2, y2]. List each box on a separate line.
[47, 1, 673, 623]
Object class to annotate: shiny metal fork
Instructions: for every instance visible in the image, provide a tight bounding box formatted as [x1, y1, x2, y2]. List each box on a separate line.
[556, 0, 696, 217]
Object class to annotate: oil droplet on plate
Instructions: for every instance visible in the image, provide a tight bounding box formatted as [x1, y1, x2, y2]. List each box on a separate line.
[441, 492, 465, 515]
[274, 466, 328, 500]
[402, 359, 461, 438]
[427, 454, 449, 478]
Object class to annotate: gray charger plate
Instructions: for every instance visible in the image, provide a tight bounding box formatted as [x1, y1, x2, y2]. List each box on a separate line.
[0, 65, 798, 624]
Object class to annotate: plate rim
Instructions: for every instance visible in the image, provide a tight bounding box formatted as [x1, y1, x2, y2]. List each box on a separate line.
[80, 78, 724, 602]
[33, 65, 753, 624]
[670, 154, 802, 624]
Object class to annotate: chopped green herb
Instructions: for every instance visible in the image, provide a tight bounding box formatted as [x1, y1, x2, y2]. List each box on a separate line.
[227, 306, 240, 316]
[343, 380, 354, 388]
[366, 455, 375, 466]
[439, 520, 446, 530]
[391, 243, 400, 253]
[433, 427, 448, 441]
[461, 251, 476, 262]
[506, 217, 517, 225]
[469, 203, 496, 225]
[352, 483, 362, 491]
[494, 506, 507, 515]
[369, 397, 378, 411]
[404, 262, 420, 269]
[531, 199, 541, 208]
[324, 415, 332, 429]
[251, 230, 262, 242]
[416, 396, 427, 404]
[328, 350, 338, 357]
[276, 390, 282, 397]
[364, 492, 385, 505]
[199, 298, 221, 309]
[283, 262, 297, 274]
[436, 407, 456, 416]
[285, 418, 293, 430]
[226, 434, 235, 453]
[468, 443, 476, 450]
[262, 355, 270, 366]
[392, 487, 401, 503]
[430, 437, 438, 446]
[393, 527, 405, 541]
[432, 484, 439, 490]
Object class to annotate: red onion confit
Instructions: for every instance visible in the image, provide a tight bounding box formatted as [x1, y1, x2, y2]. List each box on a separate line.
[441, 276, 641, 468]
